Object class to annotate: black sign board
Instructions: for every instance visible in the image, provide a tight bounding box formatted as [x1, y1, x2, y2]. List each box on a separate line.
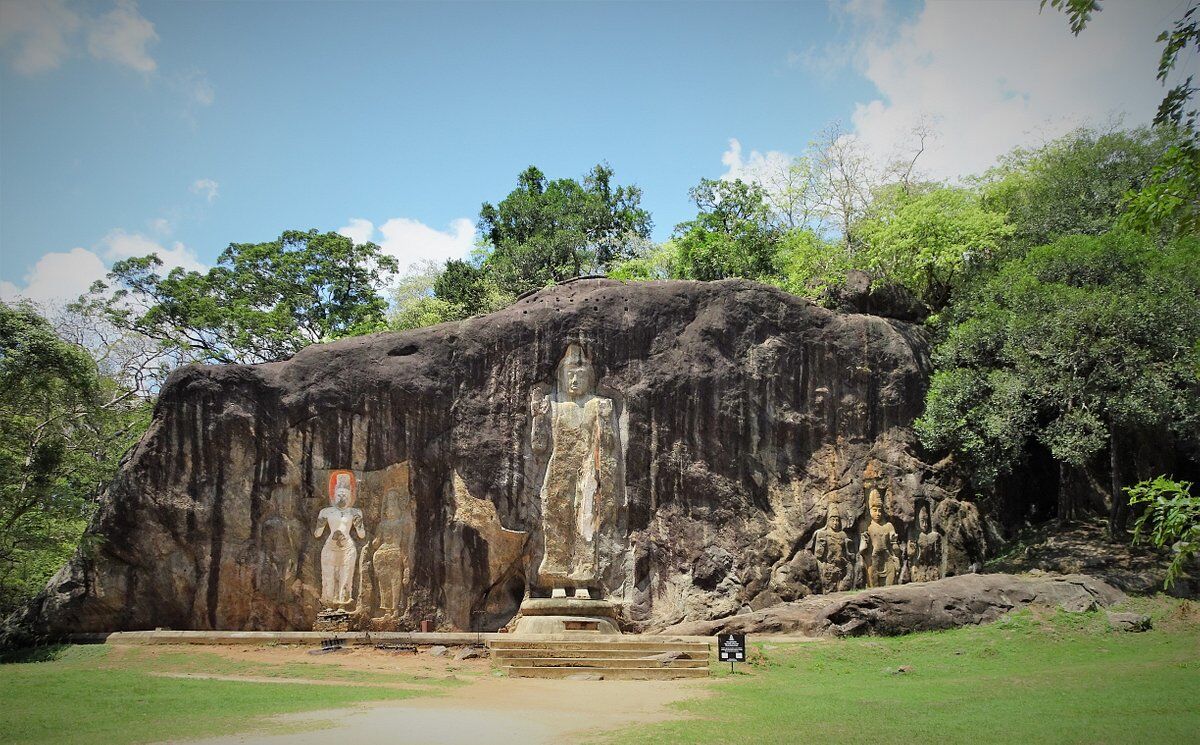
[717, 633, 746, 665]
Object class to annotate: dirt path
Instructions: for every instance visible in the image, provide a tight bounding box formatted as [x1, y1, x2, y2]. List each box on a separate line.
[175, 674, 711, 745]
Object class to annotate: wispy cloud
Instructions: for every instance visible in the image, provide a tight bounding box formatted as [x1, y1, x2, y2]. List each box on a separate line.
[86, 0, 157, 74]
[0, 0, 81, 74]
[190, 178, 219, 203]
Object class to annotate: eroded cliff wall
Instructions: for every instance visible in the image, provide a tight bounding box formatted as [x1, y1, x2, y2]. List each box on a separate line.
[14, 279, 987, 635]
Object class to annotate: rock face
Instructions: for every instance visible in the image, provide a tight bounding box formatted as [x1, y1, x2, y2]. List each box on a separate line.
[12, 279, 989, 637]
[662, 573, 1127, 637]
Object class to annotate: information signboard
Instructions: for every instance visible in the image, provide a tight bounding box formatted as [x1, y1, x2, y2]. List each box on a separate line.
[717, 632, 746, 670]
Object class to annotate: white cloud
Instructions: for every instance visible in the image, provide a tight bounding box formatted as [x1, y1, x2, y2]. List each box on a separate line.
[86, 0, 157, 74]
[378, 217, 476, 268]
[0, 0, 81, 74]
[190, 178, 219, 203]
[1, 0, 162, 75]
[0, 247, 108, 304]
[720, 138, 795, 184]
[845, 0, 1166, 180]
[339, 217, 476, 270]
[99, 229, 205, 273]
[173, 68, 215, 106]
[337, 218, 376, 245]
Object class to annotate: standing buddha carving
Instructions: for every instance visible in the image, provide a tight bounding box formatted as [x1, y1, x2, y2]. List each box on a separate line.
[530, 342, 620, 600]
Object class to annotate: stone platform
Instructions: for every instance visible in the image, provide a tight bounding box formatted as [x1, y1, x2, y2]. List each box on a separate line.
[489, 636, 712, 680]
[510, 597, 622, 635]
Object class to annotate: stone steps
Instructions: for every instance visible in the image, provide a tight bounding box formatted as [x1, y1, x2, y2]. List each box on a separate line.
[500, 665, 712, 680]
[489, 637, 713, 680]
[493, 648, 710, 660]
[490, 640, 705, 652]
[498, 656, 708, 669]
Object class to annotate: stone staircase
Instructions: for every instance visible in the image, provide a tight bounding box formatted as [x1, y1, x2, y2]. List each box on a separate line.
[488, 637, 712, 680]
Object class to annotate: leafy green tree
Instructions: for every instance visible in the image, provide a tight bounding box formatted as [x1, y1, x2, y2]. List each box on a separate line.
[769, 228, 849, 299]
[1127, 476, 1199, 588]
[0, 303, 150, 615]
[1045, 0, 1200, 236]
[98, 229, 398, 365]
[855, 187, 1012, 309]
[605, 238, 678, 281]
[433, 259, 491, 315]
[478, 164, 652, 295]
[916, 232, 1200, 535]
[673, 178, 781, 281]
[978, 127, 1172, 250]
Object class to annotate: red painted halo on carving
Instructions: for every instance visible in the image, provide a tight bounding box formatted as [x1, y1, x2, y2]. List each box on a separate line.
[328, 470, 357, 507]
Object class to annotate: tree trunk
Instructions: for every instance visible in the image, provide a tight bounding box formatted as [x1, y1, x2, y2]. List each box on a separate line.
[1057, 461, 1073, 524]
[1108, 427, 1128, 542]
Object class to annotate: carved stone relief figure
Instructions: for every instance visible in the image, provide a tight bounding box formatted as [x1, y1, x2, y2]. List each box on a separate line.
[811, 502, 853, 593]
[860, 488, 900, 588]
[313, 470, 366, 608]
[909, 502, 943, 583]
[531, 342, 620, 599]
[371, 489, 415, 617]
[259, 489, 302, 591]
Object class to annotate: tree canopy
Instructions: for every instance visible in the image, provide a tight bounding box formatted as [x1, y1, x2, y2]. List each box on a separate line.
[0, 302, 149, 615]
[476, 164, 652, 296]
[916, 232, 1200, 532]
[99, 229, 398, 365]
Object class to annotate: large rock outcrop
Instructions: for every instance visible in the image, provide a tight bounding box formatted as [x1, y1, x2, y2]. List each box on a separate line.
[12, 279, 989, 637]
[662, 573, 1127, 637]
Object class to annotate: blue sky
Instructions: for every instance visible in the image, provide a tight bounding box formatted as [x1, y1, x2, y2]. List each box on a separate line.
[0, 0, 1172, 302]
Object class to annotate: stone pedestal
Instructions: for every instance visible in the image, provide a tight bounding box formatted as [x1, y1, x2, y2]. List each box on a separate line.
[511, 597, 621, 635]
[313, 608, 354, 633]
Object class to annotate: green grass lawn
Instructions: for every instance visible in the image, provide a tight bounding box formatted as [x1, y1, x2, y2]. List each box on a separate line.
[0, 645, 452, 745]
[602, 597, 1200, 745]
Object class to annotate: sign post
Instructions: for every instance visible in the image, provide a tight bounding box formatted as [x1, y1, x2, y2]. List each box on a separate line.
[716, 632, 746, 673]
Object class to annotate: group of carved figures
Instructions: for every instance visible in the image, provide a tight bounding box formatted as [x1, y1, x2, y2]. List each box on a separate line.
[311, 472, 413, 614]
[309, 342, 620, 613]
[307, 342, 943, 618]
[810, 488, 943, 593]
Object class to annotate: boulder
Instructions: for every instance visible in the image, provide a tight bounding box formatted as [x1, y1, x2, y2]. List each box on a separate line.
[8, 279, 987, 638]
[1105, 611, 1152, 632]
[661, 572, 1126, 637]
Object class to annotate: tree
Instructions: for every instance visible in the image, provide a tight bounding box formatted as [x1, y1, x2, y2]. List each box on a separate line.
[673, 178, 781, 281]
[769, 228, 849, 300]
[810, 123, 880, 250]
[916, 232, 1200, 535]
[855, 187, 1012, 309]
[1045, 0, 1200, 236]
[0, 303, 150, 615]
[97, 229, 398, 365]
[1127, 476, 1199, 589]
[478, 164, 652, 295]
[978, 127, 1173, 251]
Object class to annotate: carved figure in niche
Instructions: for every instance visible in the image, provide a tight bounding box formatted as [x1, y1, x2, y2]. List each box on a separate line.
[531, 342, 620, 599]
[313, 471, 366, 608]
[860, 488, 901, 587]
[260, 490, 302, 588]
[909, 502, 943, 583]
[811, 502, 853, 593]
[370, 489, 415, 617]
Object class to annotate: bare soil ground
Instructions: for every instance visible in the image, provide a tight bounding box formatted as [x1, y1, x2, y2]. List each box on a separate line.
[141, 643, 712, 745]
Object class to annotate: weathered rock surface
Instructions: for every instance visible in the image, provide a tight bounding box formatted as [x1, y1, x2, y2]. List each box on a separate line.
[661, 573, 1126, 637]
[10, 278, 988, 637]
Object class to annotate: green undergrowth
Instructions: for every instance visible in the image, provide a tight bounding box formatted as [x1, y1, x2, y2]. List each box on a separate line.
[0, 644, 451, 745]
[600, 597, 1200, 745]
